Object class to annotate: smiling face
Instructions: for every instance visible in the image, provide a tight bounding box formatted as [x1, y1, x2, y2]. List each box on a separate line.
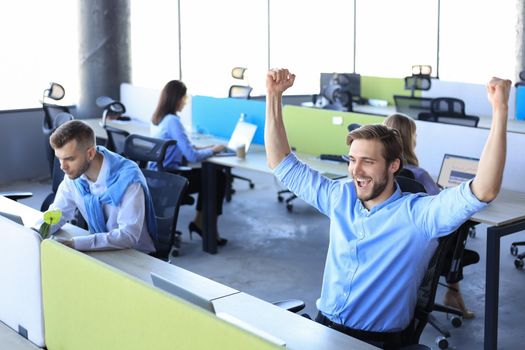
[348, 138, 400, 209]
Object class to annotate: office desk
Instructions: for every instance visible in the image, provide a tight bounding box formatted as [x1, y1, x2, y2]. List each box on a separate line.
[468, 189, 525, 350]
[0, 322, 40, 350]
[88, 249, 238, 301]
[86, 251, 374, 350]
[214, 293, 376, 350]
[201, 151, 348, 254]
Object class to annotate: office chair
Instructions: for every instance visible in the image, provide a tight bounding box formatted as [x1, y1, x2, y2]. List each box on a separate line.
[225, 67, 255, 201]
[104, 126, 130, 155]
[124, 134, 193, 257]
[418, 98, 479, 127]
[228, 85, 253, 99]
[141, 169, 188, 262]
[42, 104, 72, 174]
[510, 241, 525, 269]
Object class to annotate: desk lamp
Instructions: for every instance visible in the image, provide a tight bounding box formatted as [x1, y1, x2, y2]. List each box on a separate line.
[96, 96, 127, 127]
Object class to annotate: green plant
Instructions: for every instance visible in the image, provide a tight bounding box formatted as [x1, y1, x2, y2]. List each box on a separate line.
[39, 209, 62, 240]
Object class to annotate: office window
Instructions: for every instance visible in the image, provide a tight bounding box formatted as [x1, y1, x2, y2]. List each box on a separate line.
[0, 1, 78, 110]
[355, 0, 438, 78]
[270, 0, 355, 95]
[180, 0, 268, 97]
[130, 0, 180, 89]
[439, 0, 515, 84]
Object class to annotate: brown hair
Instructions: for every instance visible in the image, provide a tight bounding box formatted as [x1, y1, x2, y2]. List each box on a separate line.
[383, 113, 419, 166]
[346, 124, 404, 175]
[151, 80, 187, 125]
[49, 120, 95, 150]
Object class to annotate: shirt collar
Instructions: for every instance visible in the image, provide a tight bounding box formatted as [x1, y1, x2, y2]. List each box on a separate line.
[357, 182, 403, 215]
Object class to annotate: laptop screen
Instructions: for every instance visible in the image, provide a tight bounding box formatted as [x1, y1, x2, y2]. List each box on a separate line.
[227, 121, 257, 152]
[437, 154, 479, 189]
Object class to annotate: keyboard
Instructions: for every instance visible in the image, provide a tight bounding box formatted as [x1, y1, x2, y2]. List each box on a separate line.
[320, 154, 349, 163]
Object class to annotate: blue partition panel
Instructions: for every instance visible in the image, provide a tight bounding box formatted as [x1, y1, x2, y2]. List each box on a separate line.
[192, 96, 266, 144]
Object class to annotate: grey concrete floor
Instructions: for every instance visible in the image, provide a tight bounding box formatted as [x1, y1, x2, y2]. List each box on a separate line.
[2, 168, 525, 349]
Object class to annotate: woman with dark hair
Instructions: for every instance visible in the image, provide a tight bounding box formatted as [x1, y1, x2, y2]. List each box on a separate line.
[384, 113, 476, 318]
[150, 80, 228, 246]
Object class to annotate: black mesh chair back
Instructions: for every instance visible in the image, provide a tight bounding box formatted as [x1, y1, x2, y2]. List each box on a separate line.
[41, 105, 73, 174]
[123, 134, 176, 170]
[393, 95, 433, 120]
[405, 233, 456, 346]
[419, 97, 480, 127]
[404, 76, 432, 92]
[228, 85, 253, 99]
[142, 169, 188, 261]
[431, 98, 465, 116]
[104, 126, 130, 155]
[41, 157, 65, 211]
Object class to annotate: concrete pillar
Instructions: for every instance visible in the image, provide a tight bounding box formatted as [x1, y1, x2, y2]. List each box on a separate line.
[516, 0, 525, 81]
[78, 0, 131, 118]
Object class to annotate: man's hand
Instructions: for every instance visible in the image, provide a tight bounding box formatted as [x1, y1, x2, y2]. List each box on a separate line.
[266, 68, 296, 95]
[487, 77, 511, 111]
[55, 236, 74, 248]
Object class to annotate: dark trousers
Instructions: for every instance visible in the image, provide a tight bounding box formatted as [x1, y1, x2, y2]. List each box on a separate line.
[315, 312, 406, 349]
[182, 167, 226, 216]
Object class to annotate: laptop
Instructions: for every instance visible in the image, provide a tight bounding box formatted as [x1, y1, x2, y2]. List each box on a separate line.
[150, 272, 286, 347]
[0, 211, 24, 225]
[436, 154, 479, 189]
[214, 120, 257, 157]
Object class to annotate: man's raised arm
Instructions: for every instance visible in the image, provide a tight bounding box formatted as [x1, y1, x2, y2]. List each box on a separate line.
[470, 77, 512, 202]
[265, 68, 295, 169]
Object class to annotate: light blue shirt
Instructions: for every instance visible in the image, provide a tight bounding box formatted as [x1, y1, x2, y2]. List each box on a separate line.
[150, 114, 213, 169]
[274, 153, 486, 332]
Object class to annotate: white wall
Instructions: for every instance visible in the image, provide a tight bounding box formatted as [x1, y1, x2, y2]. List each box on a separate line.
[423, 79, 516, 119]
[415, 120, 525, 192]
[120, 83, 192, 128]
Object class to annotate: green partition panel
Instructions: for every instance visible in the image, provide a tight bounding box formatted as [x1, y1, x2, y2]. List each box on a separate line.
[283, 106, 385, 155]
[361, 76, 417, 104]
[41, 240, 278, 350]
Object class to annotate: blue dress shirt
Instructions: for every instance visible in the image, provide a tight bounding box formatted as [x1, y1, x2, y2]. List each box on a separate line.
[274, 153, 486, 332]
[150, 114, 213, 169]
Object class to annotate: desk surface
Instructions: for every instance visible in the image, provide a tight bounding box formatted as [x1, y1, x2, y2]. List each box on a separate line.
[471, 189, 525, 226]
[0, 322, 40, 350]
[214, 293, 376, 350]
[88, 249, 238, 301]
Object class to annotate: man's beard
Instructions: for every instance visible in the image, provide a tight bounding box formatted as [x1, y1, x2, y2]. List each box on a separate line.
[355, 167, 390, 203]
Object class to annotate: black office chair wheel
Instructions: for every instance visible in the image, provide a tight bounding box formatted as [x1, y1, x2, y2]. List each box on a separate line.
[435, 336, 449, 349]
[249, 183, 255, 189]
[450, 315, 462, 328]
[277, 195, 284, 202]
[515, 258, 524, 269]
[511, 245, 519, 256]
[468, 226, 476, 238]
[286, 204, 293, 212]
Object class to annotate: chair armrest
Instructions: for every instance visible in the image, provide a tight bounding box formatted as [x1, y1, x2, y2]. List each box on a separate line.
[0, 192, 33, 201]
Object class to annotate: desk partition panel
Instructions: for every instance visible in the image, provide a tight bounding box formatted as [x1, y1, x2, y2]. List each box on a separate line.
[40, 240, 278, 350]
[0, 217, 45, 348]
[192, 96, 266, 145]
[361, 76, 408, 105]
[283, 106, 384, 155]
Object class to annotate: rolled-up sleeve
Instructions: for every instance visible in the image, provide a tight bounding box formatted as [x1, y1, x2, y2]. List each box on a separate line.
[274, 153, 341, 216]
